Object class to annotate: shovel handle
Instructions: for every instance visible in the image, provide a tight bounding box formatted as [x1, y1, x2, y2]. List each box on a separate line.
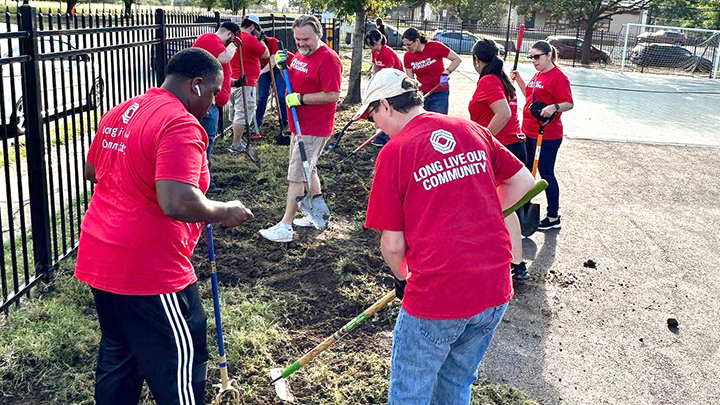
[512, 24, 525, 72]
[273, 289, 396, 381]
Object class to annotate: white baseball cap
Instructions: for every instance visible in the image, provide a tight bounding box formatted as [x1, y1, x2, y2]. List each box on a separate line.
[245, 14, 261, 27]
[352, 68, 418, 121]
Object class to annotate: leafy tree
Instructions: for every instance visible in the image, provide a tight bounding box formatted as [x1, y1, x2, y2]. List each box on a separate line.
[521, 0, 653, 64]
[648, 0, 720, 29]
[434, 0, 508, 26]
[202, 0, 218, 11]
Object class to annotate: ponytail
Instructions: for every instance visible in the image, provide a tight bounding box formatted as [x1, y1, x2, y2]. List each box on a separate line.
[472, 38, 516, 99]
[402, 27, 428, 44]
[531, 40, 557, 64]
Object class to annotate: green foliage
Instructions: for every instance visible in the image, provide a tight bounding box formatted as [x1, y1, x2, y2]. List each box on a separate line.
[201, 0, 217, 11]
[433, 0, 508, 25]
[649, 0, 720, 29]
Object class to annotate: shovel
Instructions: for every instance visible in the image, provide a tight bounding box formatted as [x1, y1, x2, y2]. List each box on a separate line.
[269, 180, 548, 401]
[280, 62, 331, 230]
[206, 223, 241, 405]
[519, 104, 557, 237]
[323, 118, 355, 154]
[338, 128, 383, 163]
[237, 41, 261, 168]
[269, 61, 290, 146]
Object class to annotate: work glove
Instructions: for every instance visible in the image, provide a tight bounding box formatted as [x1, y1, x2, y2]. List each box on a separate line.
[439, 72, 450, 86]
[393, 275, 407, 300]
[233, 76, 246, 88]
[286, 92, 302, 108]
[255, 28, 267, 42]
[275, 49, 288, 69]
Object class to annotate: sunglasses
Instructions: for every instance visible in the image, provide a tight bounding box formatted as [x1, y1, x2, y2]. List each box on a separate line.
[528, 52, 548, 60]
[367, 105, 376, 123]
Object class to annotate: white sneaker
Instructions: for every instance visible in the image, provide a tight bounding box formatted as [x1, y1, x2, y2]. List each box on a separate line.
[259, 222, 294, 242]
[292, 216, 314, 228]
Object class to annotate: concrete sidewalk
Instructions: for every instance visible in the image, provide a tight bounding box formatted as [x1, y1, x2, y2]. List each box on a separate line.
[480, 138, 720, 405]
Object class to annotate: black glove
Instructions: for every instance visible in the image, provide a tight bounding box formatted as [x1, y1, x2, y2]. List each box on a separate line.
[255, 28, 266, 42]
[393, 275, 407, 300]
[233, 76, 246, 88]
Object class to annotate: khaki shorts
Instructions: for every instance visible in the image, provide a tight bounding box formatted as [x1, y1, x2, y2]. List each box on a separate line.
[230, 85, 256, 125]
[287, 135, 329, 182]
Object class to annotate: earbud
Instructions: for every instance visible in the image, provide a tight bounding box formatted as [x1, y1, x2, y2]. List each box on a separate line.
[195, 84, 201, 97]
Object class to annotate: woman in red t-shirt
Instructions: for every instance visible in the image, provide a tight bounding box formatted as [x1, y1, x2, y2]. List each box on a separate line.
[366, 29, 402, 73]
[512, 40, 574, 231]
[401, 27, 461, 114]
[468, 38, 528, 281]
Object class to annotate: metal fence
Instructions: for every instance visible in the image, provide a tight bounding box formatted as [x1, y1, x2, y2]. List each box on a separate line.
[0, 6, 306, 312]
[370, 17, 619, 65]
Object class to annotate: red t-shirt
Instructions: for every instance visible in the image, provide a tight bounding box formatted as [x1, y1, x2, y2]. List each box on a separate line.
[286, 44, 342, 137]
[365, 113, 523, 320]
[75, 87, 210, 295]
[403, 41, 451, 93]
[230, 32, 266, 86]
[521, 66, 573, 140]
[469, 74, 521, 146]
[261, 36, 279, 68]
[192, 32, 231, 107]
[372, 45, 402, 71]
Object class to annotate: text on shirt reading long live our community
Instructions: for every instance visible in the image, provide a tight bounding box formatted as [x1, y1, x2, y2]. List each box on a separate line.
[100, 125, 129, 153]
[413, 150, 488, 191]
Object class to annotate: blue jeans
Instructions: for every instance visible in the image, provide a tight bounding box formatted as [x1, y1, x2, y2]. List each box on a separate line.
[525, 137, 562, 218]
[424, 89, 449, 114]
[256, 66, 288, 127]
[388, 303, 509, 405]
[200, 104, 219, 187]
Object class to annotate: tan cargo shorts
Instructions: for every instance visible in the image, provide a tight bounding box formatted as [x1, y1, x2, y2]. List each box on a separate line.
[287, 135, 329, 182]
[230, 85, 256, 125]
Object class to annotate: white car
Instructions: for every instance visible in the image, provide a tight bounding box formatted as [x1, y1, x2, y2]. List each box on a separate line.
[1, 24, 104, 136]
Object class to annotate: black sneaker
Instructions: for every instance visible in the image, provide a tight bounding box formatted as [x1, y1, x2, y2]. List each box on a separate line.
[511, 262, 530, 281]
[538, 215, 561, 230]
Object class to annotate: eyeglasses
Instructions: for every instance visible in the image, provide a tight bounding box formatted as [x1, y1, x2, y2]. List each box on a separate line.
[402, 40, 415, 49]
[528, 52, 548, 60]
[366, 105, 376, 123]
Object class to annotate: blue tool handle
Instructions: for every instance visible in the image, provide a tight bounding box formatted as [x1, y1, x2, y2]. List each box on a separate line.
[282, 66, 303, 137]
[207, 223, 226, 358]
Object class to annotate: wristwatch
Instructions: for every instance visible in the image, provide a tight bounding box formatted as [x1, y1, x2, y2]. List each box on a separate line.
[554, 103, 560, 112]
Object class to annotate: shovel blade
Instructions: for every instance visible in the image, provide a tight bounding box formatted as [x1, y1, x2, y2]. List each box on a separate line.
[245, 143, 261, 168]
[271, 368, 296, 402]
[297, 194, 330, 230]
[519, 203, 540, 237]
[276, 132, 291, 146]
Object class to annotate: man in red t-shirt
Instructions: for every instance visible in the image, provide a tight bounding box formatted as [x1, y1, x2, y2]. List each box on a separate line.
[353, 69, 534, 404]
[259, 14, 342, 243]
[193, 21, 239, 194]
[228, 14, 269, 151]
[75, 48, 254, 405]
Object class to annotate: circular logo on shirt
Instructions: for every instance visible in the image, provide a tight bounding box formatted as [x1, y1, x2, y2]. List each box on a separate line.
[430, 129, 456, 155]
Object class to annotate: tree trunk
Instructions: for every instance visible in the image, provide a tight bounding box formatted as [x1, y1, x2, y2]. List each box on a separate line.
[123, 0, 133, 14]
[343, 8, 366, 105]
[580, 23, 595, 65]
[66, 0, 78, 13]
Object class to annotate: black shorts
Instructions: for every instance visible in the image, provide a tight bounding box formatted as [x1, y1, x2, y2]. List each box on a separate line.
[92, 282, 208, 405]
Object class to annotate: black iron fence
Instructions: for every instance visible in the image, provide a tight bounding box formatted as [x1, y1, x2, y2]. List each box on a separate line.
[370, 17, 619, 65]
[0, 6, 306, 313]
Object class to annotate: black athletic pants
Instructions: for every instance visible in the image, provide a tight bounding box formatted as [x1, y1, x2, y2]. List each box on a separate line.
[92, 282, 208, 405]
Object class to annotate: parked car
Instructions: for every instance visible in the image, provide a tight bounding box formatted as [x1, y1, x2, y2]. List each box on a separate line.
[637, 30, 688, 45]
[362, 21, 403, 49]
[546, 35, 610, 63]
[431, 31, 505, 56]
[1, 24, 104, 136]
[630, 43, 713, 72]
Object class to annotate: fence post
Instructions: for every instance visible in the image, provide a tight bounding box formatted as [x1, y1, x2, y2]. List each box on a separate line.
[155, 8, 167, 85]
[620, 24, 630, 73]
[283, 14, 288, 49]
[573, 23, 580, 67]
[271, 13, 275, 37]
[19, 5, 52, 278]
[600, 30, 604, 52]
[214, 10, 220, 29]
